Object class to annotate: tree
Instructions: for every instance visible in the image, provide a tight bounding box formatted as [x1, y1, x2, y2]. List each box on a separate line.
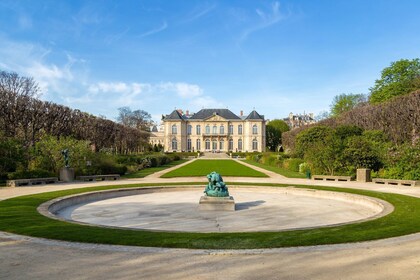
[117, 107, 152, 131]
[330, 93, 366, 117]
[369, 58, 420, 104]
[265, 119, 289, 151]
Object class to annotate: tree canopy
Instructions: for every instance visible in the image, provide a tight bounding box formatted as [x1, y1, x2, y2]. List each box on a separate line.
[330, 93, 366, 117]
[369, 58, 420, 104]
[265, 119, 289, 151]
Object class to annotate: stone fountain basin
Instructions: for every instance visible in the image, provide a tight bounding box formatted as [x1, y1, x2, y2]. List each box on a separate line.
[39, 186, 393, 233]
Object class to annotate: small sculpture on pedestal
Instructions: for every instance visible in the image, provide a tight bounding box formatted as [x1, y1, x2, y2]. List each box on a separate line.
[59, 148, 75, 182]
[199, 171, 235, 211]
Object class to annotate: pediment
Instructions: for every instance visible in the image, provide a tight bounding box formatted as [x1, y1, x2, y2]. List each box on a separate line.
[204, 114, 227, 122]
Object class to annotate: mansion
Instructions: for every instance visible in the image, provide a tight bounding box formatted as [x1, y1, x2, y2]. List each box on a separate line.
[150, 109, 266, 153]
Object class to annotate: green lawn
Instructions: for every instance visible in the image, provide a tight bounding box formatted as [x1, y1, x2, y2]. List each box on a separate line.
[160, 159, 268, 178]
[1, 182, 420, 249]
[122, 159, 188, 178]
[244, 160, 306, 178]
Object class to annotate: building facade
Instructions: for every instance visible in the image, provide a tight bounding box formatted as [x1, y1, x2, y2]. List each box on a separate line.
[161, 109, 266, 152]
[283, 112, 316, 130]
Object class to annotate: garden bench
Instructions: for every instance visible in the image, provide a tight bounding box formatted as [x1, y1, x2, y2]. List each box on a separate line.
[76, 174, 120, 181]
[6, 177, 58, 187]
[312, 175, 352, 182]
[372, 178, 419, 187]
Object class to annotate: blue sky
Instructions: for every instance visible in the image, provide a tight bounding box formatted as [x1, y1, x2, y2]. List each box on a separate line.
[1, 0, 420, 124]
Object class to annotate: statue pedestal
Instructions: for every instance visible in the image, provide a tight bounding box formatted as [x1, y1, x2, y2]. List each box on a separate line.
[60, 167, 75, 182]
[199, 196, 235, 211]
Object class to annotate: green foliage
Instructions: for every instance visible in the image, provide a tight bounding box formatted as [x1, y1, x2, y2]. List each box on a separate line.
[295, 126, 333, 158]
[334, 125, 363, 140]
[8, 169, 55, 180]
[380, 143, 420, 180]
[341, 136, 383, 173]
[0, 133, 25, 175]
[283, 158, 304, 172]
[369, 58, 420, 104]
[266, 119, 290, 151]
[299, 125, 384, 176]
[330, 93, 366, 117]
[31, 135, 94, 175]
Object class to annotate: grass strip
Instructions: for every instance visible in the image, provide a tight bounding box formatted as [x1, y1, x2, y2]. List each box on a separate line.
[1, 182, 420, 249]
[160, 159, 268, 178]
[243, 160, 306, 178]
[122, 159, 188, 178]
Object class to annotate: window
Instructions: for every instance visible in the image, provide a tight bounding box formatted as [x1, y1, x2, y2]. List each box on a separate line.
[187, 139, 191, 151]
[238, 139, 242, 151]
[196, 139, 201, 151]
[228, 139, 233, 151]
[205, 125, 210, 134]
[220, 125, 225, 135]
[212, 125, 217, 134]
[252, 124, 258, 135]
[212, 140, 217, 150]
[205, 139, 210, 150]
[219, 140, 224, 150]
[187, 125, 192, 135]
[196, 125, 201, 135]
[171, 138, 177, 150]
[238, 124, 243, 135]
[229, 124, 234, 134]
[252, 139, 258, 150]
[171, 124, 177, 134]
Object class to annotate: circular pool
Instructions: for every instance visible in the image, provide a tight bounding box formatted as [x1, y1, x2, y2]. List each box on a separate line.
[44, 186, 392, 233]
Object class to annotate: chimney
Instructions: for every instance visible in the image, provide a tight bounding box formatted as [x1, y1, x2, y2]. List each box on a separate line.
[186, 110, 189, 116]
[240, 110, 243, 116]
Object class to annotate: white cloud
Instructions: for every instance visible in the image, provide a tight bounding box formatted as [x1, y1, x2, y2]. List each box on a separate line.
[138, 21, 168, 38]
[240, 1, 286, 42]
[159, 82, 203, 98]
[0, 36, 220, 124]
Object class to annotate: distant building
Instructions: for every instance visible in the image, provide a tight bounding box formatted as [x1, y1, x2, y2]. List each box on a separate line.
[159, 108, 266, 152]
[149, 124, 164, 147]
[284, 112, 316, 129]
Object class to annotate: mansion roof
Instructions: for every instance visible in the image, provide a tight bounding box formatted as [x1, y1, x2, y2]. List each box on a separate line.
[164, 108, 264, 121]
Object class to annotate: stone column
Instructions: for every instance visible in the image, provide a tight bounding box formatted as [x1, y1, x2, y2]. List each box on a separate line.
[357, 168, 371, 182]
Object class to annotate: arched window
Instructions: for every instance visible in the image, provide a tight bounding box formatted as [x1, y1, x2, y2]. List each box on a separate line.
[252, 124, 258, 135]
[171, 124, 177, 134]
[228, 139, 233, 151]
[171, 138, 177, 150]
[196, 125, 201, 135]
[220, 125, 225, 135]
[212, 125, 217, 134]
[205, 125, 210, 134]
[205, 139, 210, 150]
[238, 139, 243, 151]
[252, 139, 258, 150]
[187, 139, 191, 151]
[229, 124, 234, 134]
[187, 125, 192, 135]
[219, 139, 224, 150]
[238, 124, 243, 135]
[196, 139, 201, 151]
[212, 140, 217, 150]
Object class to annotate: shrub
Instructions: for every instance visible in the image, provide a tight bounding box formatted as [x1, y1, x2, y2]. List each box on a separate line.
[8, 169, 55, 180]
[283, 158, 304, 172]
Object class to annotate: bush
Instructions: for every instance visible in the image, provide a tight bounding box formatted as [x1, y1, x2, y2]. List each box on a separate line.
[299, 162, 310, 174]
[283, 158, 304, 172]
[8, 169, 55, 180]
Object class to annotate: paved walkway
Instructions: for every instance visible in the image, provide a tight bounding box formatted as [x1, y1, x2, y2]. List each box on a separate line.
[1, 160, 420, 279]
